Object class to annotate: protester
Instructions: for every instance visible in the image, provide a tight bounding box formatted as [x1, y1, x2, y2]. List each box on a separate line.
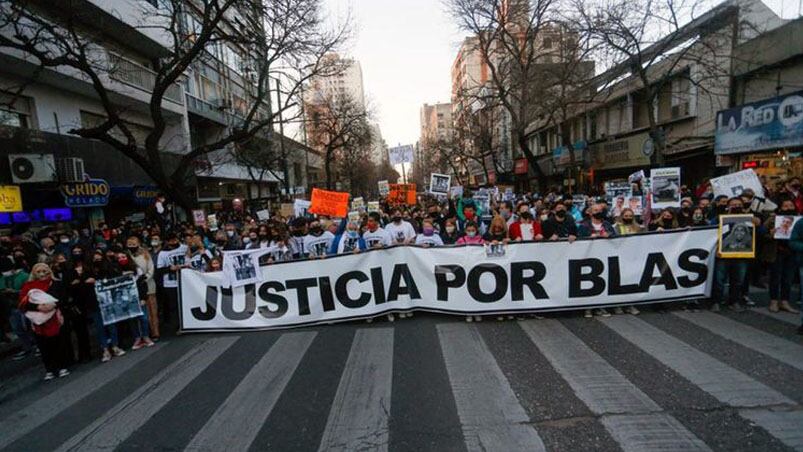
[1, 256, 34, 360]
[385, 208, 417, 245]
[542, 202, 578, 241]
[415, 219, 444, 247]
[440, 217, 461, 245]
[363, 212, 393, 249]
[483, 215, 509, 244]
[304, 219, 335, 258]
[156, 233, 187, 329]
[128, 236, 159, 344]
[579, 203, 616, 239]
[332, 221, 366, 254]
[711, 197, 754, 313]
[764, 200, 800, 314]
[509, 211, 543, 241]
[614, 208, 642, 235]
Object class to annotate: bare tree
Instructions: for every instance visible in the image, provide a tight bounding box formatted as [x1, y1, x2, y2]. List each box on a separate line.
[305, 92, 373, 190]
[0, 0, 351, 209]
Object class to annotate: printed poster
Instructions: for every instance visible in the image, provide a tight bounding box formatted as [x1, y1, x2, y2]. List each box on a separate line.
[294, 199, 311, 218]
[222, 248, 267, 288]
[429, 173, 451, 195]
[378, 180, 390, 196]
[650, 167, 681, 209]
[710, 169, 765, 199]
[774, 215, 801, 240]
[95, 275, 143, 326]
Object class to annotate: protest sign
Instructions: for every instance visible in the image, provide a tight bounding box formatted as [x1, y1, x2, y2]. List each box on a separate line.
[450, 186, 464, 198]
[650, 167, 681, 209]
[207, 214, 218, 231]
[473, 193, 491, 219]
[388, 145, 415, 165]
[503, 188, 515, 202]
[388, 183, 416, 205]
[180, 228, 717, 332]
[95, 275, 143, 326]
[429, 173, 451, 195]
[294, 199, 311, 218]
[310, 188, 350, 218]
[351, 197, 365, 211]
[718, 214, 755, 258]
[710, 169, 764, 199]
[280, 203, 294, 218]
[605, 180, 632, 218]
[222, 248, 266, 288]
[774, 215, 801, 240]
[257, 209, 271, 221]
[367, 201, 380, 213]
[348, 211, 361, 223]
[378, 180, 390, 196]
[191, 209, 206, 226]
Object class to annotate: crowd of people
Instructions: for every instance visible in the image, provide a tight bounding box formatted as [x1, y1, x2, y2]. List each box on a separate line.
[1, 175, 803, 381]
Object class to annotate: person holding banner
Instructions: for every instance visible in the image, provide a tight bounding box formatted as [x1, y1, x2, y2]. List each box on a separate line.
[542, 203, 578, 242]
[385, 208, 417, 245]
[763, 200, 800, 314]
[19, 263, 70, 380]
[332, 221, 366, 254]
[155, 233, 187, 331]
[509, 211, 543, 242]
[440, 218, 461, 245]
[614, 208, 643, 236]
[362, 212, 393, 249]
[578, 204, 616, 239]
[415, 219, 444, 247]
[303, 219, 335, 258]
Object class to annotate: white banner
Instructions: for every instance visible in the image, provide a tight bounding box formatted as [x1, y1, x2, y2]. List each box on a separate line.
[388, 145, 414, 165]
[180, 228, 717, 332]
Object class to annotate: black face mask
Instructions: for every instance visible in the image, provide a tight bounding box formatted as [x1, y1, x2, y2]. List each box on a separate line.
[592, 212, 605, 220]
[126, 246, 138, 254]
[779, 209, 796, 215]
[717, 205, 728, 213]
[292, 230, 305, 237]
[392, 216, 402, 223]
[310, 227, 323, 236]
[555, 210, 567, 219]
[622, 218, 634, 224]
[729, 207, 743, 214]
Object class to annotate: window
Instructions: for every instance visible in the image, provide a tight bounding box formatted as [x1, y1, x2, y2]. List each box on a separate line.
[670, 77, 690, 118]
[0, 109, 27, 128]
[543, 37, 552, 49]
[80, 111, 152, 147]
[0, 92, 35, 128]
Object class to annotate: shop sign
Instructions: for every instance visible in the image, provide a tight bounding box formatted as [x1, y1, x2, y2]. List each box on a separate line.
[589, 132, 651, 170]
[715, 90, 803, 155]
[552, 145, 572, 167]
[132, 186, 159, 206]
[0, 185, 22, 212]
[61, 177, 110, 207]
[514, 158, 529, 174]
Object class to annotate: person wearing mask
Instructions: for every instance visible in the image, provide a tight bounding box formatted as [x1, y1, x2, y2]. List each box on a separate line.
[542, 203, 578, 241]
[205, 257, 223, 272]
[614, 208, 643, 236]
[385, 208, 417, 245]
[110, 249, 155, 351]
[1, 257, 33, 360]
[222, 223, 243, 250]
[332, 221, 366, 254]
[710, 195, 729, 221]
[578, 203, 616, 239]
[304, 219, 335, 258]
[19, 263, 70, 380]
[509, 211, 543, 241]
[440, 217, 461, 245]
[677, 199, 695, 227]
[38, 237, 57, 264]
[650, 209, 680, 231]
[415, 219, 444, 247]
[257, 225, 272, 249]
[710, 197, 755, 313]
[156, 233, 187, 329]
[456, 221, 483, 323]
[690, 207, 709, 227]
[483, 215, 509, 244]
[268, 224, 293, 263]
[243, 229, 259, 250]
[763, 199, 800, 314]
[288, 218, 308, 259]
[127, 236, 160, 341]
[786, 210, 803, 334]
[362, 212, 393, 249]
[782, 177, 803, 213]
[499, 201, 515, 227]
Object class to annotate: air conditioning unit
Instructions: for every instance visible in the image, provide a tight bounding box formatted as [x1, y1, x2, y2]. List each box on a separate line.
[671, 103, 689, 119]
[56, 157, 85, 182]
[8, 154, 56, 183]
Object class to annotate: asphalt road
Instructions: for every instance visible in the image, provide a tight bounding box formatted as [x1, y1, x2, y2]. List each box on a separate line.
[0, 299, 801, 451]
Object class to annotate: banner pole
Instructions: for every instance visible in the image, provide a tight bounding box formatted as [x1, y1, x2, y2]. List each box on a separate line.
[402, 161, 407, 184]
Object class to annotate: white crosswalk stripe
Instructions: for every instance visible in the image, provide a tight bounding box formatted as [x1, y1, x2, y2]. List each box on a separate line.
[0, 343, 162, 449]
[600, 315, 794, 407]
[673, 311, 803, 371]
[520, 320, 711, 451]
[185, 332, 316, 452]
[751, 308, 800, 326]
[56, 337, 239, 452]
[317, 328, 394, 452]
[437, 323, 546, 452]
[4, 313, 803, 452]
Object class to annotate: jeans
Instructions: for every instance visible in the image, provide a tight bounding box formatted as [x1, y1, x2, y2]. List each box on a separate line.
[714, 259, 748, 305]
[92, 310, 119, 350]
[133, 306, 150, 339]
[769, 253, 796, 300]
[9, 309, 34, 351]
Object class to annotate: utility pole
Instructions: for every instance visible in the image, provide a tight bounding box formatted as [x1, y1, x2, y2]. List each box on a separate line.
[275, 78, 290, 199]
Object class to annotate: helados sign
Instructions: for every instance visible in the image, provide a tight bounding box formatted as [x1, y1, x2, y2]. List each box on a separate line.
[60, 176, 110, 207]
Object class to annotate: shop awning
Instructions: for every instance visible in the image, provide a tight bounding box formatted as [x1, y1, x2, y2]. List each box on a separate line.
[195, 163, 283, 183]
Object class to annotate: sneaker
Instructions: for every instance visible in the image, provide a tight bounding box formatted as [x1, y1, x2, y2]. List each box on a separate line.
[613, 307, 624, 315]
[43, 372, 55, 381]
[58, 369, 70, 378]
[497, 316, 505, 321]
[406, 312, 414, 318]
[743, 296, 756, 307]
[366, 318, 373, 323]
[111, 346, 126, 357]
[627, 306, 640, 315]
[710, 303, 721, 312]
[594, 308, 611, 317]
[768, 300, 779, 313]
[101, 350, 111, 363]
[474, 315, 482, 322]
[143, 337, 155, 347]
[507, 315, 514, 320]
[34, 347, 41, 357]
[11, 350, 29, 361]
[779, 301, 799, 314]
[465, 316, 473, 323]
[584, 309, 593, 318]
[131, 339, 145, 351]
[728, 303, 746, 313]
[386, 314, 395, 322]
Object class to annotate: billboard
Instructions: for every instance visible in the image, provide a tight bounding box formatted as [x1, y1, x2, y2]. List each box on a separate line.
[715, 90, 803, 155]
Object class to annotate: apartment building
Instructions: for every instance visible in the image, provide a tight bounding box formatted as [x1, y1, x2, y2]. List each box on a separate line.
[524, 0, 786, 192]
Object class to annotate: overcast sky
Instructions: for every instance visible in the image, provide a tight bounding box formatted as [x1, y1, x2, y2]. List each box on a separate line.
[321, 0, 800, 148]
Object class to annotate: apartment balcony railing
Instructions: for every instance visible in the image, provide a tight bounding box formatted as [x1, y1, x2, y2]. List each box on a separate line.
[185, 93, 228, 125]
[108, 53, 183, 105]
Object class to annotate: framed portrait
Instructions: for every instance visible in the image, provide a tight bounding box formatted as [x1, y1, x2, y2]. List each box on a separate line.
[718, 214, 755, 258]
[773, 215, 801, 240]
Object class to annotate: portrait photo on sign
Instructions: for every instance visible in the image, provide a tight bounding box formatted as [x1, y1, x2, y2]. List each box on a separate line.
[95, 276, 143, 326]
[650, 167, 681, 207]
[718, 214, 755, 258]
[774, 215, 802, 240]
[429, 173, 451, 195]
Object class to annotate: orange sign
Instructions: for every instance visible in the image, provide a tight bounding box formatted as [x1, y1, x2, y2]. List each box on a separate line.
[388, 183, 416, 205]
[309, 188, 350, 217]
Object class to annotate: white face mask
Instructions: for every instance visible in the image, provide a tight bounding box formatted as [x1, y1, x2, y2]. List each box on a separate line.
[445, 226, 456, 233]
[540, 215, 549, 221]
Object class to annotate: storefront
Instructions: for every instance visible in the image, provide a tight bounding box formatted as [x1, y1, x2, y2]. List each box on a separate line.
[588, 131, 652, 191]
[715, 90, 803, 189]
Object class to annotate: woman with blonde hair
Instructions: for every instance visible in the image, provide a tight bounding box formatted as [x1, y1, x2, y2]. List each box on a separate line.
[127, 236, 158, 347]
[19, 263, 71, 380]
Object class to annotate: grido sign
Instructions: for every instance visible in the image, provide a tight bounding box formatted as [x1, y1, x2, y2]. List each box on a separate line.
[61, 177, 110, 207]
[180, 228, 716, 332]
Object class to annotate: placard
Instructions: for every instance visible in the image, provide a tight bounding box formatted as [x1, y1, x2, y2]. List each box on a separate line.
[774, 215, 801, 240]
[710, 169, 764, 199]
[309, 188, 350, 218]
[388, 183, 416, 205]
[450, 186, 464, 198]
[256, 209, 270, 221]
[388, 144, 415, 165]
[429, 173, 451, 195]
[348, 211, 361, 223]
[378, 180, 390, 196]
[294, 199, 311, 218]
[0, 185, 22, 212]
[718, 214, 755, 258]
[650, 167, 681, 209]
[351, 197, 365, 211]
[280, 203, 294, 217]
[192, 209, 206, 226]
[367, 201, 380, 213]
[95, 275, 143, 326]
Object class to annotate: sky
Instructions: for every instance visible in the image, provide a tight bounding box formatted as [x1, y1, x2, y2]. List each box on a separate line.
[320, 0, 801, 148]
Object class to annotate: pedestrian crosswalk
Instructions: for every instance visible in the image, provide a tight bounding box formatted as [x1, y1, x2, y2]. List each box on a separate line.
[0, 310, 801, 452]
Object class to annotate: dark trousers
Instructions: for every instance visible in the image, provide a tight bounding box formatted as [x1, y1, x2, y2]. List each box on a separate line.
[715, 259, 748, 305]
[35, 328, 70, 373]
[65, 310, 91, 361]
[769, 253, 796, 301]
[161, 287, 179, 332]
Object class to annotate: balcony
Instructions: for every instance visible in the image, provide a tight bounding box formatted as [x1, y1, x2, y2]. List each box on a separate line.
[185, 93, 228, 125]
[107, 53, 183, 105]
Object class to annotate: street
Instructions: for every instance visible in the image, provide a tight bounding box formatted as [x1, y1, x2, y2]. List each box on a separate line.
[0, 298, 801, 451]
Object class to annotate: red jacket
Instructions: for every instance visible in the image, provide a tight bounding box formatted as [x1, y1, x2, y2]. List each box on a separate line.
[509, 221, 542, 241]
